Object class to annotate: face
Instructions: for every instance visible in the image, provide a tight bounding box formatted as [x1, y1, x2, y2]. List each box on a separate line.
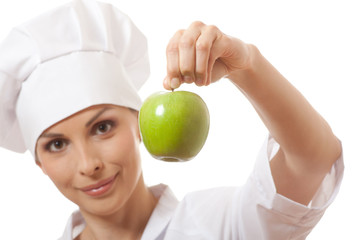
[36, 105, 142, 216]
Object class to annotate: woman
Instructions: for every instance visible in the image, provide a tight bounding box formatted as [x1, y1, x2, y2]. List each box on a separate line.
[0, 0, 343, 239]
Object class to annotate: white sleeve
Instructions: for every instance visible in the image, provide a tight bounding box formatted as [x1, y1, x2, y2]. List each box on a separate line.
[236, 135, 344, 239]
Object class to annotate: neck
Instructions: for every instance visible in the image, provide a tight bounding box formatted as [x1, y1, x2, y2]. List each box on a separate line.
[78, 175, 157, 240]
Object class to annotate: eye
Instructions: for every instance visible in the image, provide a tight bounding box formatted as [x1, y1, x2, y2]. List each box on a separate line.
[45, 139, 68, 153]
[93, 120, 114, 135]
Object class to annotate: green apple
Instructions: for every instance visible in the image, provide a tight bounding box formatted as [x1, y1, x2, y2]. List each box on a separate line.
[139, 90, 210, 162]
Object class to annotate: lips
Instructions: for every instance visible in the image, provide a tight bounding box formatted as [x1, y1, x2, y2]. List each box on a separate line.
[80, 173, 118, 197]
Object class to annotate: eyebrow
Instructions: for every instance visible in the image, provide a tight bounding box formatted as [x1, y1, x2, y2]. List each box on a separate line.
[39, 133, 65, 138]
[39, 107, 111, 139]
[85, 107, 111, 127]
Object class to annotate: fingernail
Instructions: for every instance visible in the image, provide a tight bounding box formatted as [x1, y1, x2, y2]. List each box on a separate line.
[170, 78, 180, 89]
[183, 76, 192, 83]
[195, 76, 203, 85]
[163, 77, 170, 89]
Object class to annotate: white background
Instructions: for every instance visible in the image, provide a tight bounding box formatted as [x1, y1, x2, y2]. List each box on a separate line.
[0, 0, 359, 239]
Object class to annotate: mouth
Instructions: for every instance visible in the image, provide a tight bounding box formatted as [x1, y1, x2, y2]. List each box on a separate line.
[80, 173, 118, 197]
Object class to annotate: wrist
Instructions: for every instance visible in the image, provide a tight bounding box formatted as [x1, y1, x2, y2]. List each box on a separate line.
[226, 44, 259, 88]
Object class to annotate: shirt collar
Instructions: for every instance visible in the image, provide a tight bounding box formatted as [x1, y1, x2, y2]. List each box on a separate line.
[141, 184, 179, 239]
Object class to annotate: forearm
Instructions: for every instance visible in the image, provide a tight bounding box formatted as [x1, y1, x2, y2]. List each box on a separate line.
[228, 44, 341, 203]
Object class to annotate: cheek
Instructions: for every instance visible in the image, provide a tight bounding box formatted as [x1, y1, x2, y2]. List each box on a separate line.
[98, 130, 141, 168]
[41, 157, 75, 192]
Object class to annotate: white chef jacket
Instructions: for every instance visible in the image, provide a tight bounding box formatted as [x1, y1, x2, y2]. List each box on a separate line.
[59, 136, 344, 240]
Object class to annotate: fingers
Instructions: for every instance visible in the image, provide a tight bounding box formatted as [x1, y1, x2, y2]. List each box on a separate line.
[164, 21, 222, 90]
[179, 26, 200, 84]
[196, 25, 221, 86]
[165, 30, 183, 90]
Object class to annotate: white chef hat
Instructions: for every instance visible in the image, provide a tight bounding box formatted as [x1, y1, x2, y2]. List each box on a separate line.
[0, 0, 150, 156]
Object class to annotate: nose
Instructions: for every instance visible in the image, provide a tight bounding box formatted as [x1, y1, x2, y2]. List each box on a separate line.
[77, 144, 103, 176]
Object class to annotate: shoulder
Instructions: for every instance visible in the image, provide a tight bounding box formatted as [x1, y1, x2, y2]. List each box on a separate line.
[176, 186, 244, 223]
[163, 186, 245, 239]
[182, 186, 243, 207]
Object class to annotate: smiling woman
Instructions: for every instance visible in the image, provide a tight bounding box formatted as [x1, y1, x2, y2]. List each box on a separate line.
[0, 0, 346, 239]
[35, 105, 157, 239]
